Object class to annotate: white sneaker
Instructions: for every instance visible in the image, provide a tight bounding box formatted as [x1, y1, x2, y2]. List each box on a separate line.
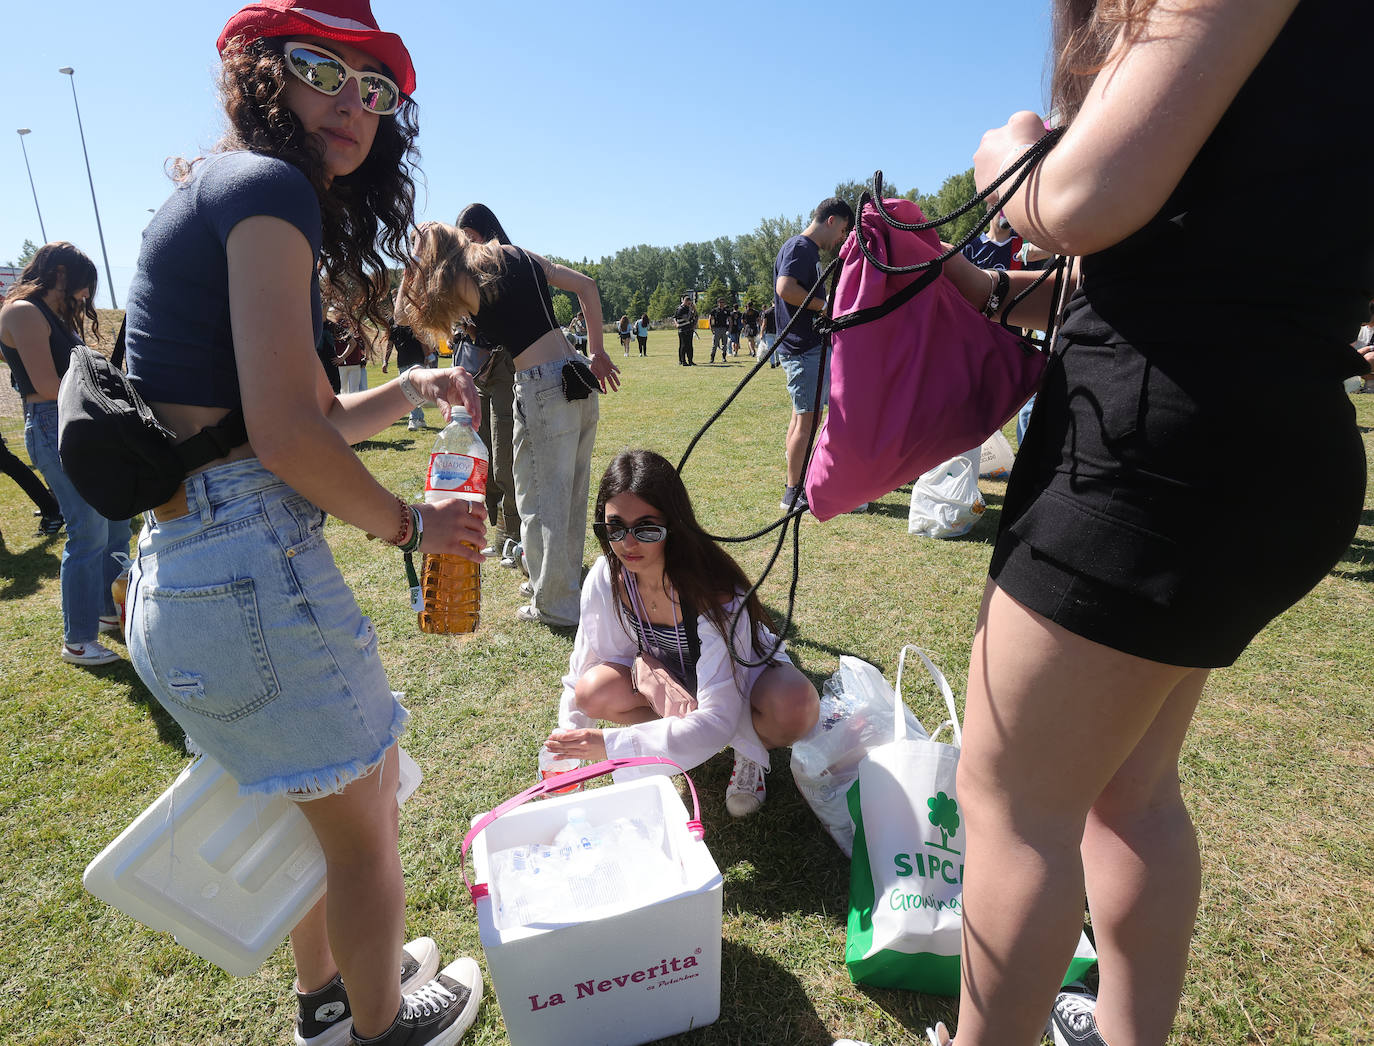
[725, 751, 766, 817]
[98, 614, 122, 633]
[925, 1022, 953, 1045]
[519, 580, 534, 598]
[61, 640, 120, 666]
[1049, 986, 1105, 1045]
[407, 419, 420, 431]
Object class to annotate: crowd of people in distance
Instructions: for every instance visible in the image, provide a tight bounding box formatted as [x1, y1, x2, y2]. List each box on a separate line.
[3, 3, 1371, 1046]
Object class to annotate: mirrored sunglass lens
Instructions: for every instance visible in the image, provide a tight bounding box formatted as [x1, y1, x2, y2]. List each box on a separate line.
[289, 49, 345, 93]
[631, 526, 667, 542]
[359, 75, 399, 112]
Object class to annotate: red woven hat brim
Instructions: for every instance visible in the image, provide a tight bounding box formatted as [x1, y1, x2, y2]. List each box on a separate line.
[217, 1, 415, 96]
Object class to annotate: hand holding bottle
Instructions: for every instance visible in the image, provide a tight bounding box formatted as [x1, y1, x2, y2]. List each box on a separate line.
[404, 365, 482, 424]
[417, 497, 487, 561]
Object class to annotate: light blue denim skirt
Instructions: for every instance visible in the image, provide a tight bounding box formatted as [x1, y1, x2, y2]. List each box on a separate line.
[126, 459, 407, 797]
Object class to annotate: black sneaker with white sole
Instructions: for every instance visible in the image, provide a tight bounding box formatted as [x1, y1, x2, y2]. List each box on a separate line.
[350, 958, 482, 1046]
[295, 937, 441, 1046]
[1049, 986, 1107, 1046]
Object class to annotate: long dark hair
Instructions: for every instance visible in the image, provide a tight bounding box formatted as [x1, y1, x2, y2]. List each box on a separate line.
[1051, 0, 1160, 120]
[205, 36, 420, 329]
[594, 450, 776, 656]
[2, 242, 100, 341]
[456, 203, 511, 246]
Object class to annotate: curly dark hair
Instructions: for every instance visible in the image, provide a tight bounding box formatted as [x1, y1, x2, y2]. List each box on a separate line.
[2, 241, 100, 343]
[594, 449, 777, 662]
[204, 36, 420, 329]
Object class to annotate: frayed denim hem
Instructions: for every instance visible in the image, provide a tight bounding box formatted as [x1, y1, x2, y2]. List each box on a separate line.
[236, 693, 411, 800]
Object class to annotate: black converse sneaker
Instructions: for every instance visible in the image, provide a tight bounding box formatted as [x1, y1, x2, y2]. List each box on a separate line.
[1049, 985, 1107, 1046]
[295, 937, 441, 1046]
[350, 958, 483, 1046]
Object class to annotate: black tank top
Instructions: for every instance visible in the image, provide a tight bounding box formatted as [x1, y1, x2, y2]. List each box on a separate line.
[473, 246, 562, 359]
[0, 298, 81, 400]
[1058, 0, 1373, 381]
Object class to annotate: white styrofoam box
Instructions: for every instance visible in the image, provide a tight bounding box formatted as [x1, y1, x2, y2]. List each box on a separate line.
[470, 776, 723, 1046]
[83, 748, 421, 976]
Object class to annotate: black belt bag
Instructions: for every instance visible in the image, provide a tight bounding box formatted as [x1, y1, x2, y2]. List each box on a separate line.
[57, 345, 247, 520]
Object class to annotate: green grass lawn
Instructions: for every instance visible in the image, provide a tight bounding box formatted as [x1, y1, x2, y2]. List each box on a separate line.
[1, 328, 1371, 1044]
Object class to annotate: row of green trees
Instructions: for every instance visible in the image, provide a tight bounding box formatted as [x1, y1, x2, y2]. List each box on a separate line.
[544, 168, 986, 326]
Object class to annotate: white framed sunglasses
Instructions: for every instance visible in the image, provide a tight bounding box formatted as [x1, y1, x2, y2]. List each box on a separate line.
[283, 41, 402, 116]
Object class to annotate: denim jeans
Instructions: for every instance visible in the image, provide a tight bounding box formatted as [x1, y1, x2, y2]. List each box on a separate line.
[710, 327, 728, 361]
[127, 459, 406, 796]
[24, 401, 130, 645]
[1016, 393, 1038, 447]
[512, 358, 599, 626]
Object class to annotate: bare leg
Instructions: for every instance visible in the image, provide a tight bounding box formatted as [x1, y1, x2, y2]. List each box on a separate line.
[574, 662, 658, 725]
[1084, 670, 1206, 1046]
[785, 412, 816, 488]
[295, 746, 405, 1039]
[954, 580, 1199, 1046]
[748, 664, 819, 749]
[289, 895, 334, 992]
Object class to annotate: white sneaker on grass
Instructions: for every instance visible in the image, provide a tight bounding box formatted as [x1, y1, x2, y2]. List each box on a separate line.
[725, 751, 766, 817]
[98, 614, 122, 633]
[61, 640, 120, 666]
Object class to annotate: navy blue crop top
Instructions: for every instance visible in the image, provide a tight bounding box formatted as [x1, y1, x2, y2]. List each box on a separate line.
[0, 298, 81, 400]
[124, 151, 323, 408]
[472, 246, 562, 358]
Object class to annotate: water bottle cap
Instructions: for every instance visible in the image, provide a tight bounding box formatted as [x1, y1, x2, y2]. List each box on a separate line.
[450, 406, 472, 425]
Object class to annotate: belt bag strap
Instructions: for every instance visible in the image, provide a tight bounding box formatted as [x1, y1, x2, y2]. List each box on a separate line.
[174, 408, 248, 473]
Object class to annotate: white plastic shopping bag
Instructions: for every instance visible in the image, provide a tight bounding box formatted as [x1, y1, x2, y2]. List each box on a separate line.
[908, 455, 984, 539]
[977, 430, 1015, 480]
[845, 646, 1096, 995]
[790, 656, 926, 856]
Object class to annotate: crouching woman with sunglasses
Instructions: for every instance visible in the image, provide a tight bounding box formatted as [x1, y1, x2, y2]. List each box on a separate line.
[542, 450, 819, 815]
[120, 4, 485, 1045]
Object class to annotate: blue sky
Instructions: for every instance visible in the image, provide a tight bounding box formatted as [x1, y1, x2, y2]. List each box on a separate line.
[0, 2, 1053, 307]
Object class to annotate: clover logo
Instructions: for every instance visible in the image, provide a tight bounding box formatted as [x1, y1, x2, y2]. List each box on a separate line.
[927, 791, 961, 851]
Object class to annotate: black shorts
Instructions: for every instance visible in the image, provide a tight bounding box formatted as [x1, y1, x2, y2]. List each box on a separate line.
[990, 339, 1366, 668]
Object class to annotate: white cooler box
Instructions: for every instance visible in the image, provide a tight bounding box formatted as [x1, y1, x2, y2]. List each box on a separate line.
[84, 748, 420, 976]
[468, 767, 723, 1046]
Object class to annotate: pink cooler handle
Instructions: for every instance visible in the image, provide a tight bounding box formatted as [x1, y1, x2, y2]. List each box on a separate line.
[460, 756, 703, 904]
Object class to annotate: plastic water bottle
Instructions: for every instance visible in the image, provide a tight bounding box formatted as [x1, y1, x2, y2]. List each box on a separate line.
[553, 808, 602, 855]
[418, 408, 488, 634]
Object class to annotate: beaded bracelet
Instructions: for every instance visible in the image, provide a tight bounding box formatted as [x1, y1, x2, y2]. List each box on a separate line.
[366, 495, 411, 547]
[397, 505, 423, 555]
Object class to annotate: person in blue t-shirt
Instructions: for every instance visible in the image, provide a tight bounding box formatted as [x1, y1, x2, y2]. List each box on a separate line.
[960, 212, 1023, 271]
[772, 196, 853, 512]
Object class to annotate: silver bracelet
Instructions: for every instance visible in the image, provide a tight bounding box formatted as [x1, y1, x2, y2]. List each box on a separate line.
[398, 368, 427, 408]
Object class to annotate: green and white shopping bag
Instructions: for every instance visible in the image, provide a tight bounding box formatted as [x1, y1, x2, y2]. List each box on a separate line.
[845, 645, 1096, 995]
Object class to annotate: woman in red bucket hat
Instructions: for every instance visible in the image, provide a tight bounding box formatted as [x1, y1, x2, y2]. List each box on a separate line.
[119, 3, 485, 1045]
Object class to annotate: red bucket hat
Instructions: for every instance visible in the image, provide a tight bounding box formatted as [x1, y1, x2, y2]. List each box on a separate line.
[217, 0, 415, 96]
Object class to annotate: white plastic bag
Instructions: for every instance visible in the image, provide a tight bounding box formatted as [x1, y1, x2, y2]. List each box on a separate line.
[908, 454, 985, 539]
[790, 656, 926, 855]
[978, 430, 1015, 480]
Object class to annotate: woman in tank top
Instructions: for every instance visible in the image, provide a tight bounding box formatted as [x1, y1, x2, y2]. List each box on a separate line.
[400, 221, 621, 627]
[921, 3, 1374, 1045]
[0, 242, 130, 666]
[542, 449, 818, 817]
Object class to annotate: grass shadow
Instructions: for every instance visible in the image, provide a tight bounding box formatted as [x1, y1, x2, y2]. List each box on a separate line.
[692, 751, 851, 922]
[0, 536, 61, 600]
[354, 438, 417, 452]
[658, 940, 831, 1045]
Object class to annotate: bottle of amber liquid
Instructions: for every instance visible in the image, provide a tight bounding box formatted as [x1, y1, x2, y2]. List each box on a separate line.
[418, 408, 488, 634]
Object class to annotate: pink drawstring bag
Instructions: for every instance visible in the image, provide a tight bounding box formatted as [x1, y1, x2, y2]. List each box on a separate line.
[804, 195, 1051, 521]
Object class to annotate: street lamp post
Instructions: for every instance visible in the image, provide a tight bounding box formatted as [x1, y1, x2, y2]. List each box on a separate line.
[58, 66, 117, 309]
[15, 129, 48, 244]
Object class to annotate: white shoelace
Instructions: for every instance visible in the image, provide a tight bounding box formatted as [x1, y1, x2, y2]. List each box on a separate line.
[1056, 992, 1098, 1033]
[403, 979, 458, 1019]
[731, 756, 764, 795]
